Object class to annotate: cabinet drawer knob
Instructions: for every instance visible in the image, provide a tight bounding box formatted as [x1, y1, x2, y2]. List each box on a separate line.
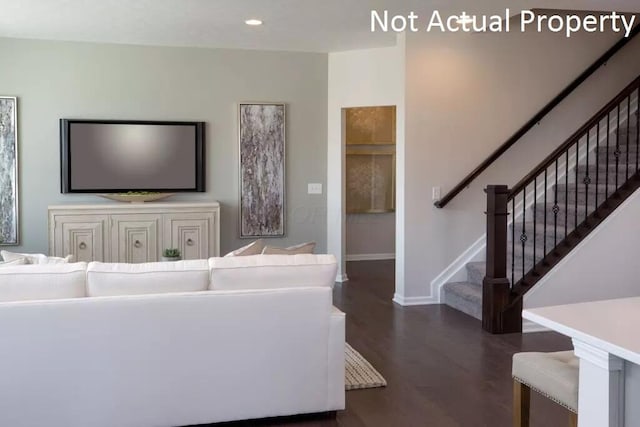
[79, 242, 87, 250]
[186, 238, 194, 246]
[134, 240, 142, 248]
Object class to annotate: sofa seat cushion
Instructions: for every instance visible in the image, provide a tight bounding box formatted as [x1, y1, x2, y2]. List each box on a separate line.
[0, 263, 87, 302]
[87, 260, 210, 297]
[209, 254, 337, 290]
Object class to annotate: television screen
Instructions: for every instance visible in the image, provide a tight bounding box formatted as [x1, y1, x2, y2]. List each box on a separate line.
[60, 120, 205, 193]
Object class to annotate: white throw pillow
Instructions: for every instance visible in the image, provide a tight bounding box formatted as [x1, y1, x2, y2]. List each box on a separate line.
[1, 250, 74, 264]
[41, 255, 75, 264]
[262, 242, 316, 255]
[223, 239, 265, 257]
[209, 254, 337, 291]
[87, 260, 210, 297]
[0, 258, 27, 267]
[0, 263, 87, 302]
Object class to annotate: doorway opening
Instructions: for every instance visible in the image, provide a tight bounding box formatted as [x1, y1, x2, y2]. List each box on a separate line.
[343, 106, 396, 280]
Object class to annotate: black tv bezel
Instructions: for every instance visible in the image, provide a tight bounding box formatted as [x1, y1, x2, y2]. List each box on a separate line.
[60, 119, 206, 194]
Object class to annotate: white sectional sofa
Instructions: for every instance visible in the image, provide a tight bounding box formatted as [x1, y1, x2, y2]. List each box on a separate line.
[0, 254, 345, 427]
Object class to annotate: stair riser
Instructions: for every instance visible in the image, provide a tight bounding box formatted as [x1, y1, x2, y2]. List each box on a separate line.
[531, 205, 585, 228]
[466, 260, 537, 287]
[615, 127, 639, 142]
[576, 170, 635, 185]
[466, 263, 485, 286]
[442, 285, 482, 320]
[556, 189, 616, 204]
[510, 223, 570, 243]
[597, 146, 640, 157]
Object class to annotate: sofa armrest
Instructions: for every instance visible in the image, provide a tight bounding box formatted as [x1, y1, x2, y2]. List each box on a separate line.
[327, 306, 345, 410]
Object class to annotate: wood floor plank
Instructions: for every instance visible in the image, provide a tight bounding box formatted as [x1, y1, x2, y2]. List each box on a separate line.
[205, 260, 572, 427]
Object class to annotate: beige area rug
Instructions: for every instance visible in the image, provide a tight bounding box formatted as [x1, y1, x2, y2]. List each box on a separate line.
[345, 343, 387, 390]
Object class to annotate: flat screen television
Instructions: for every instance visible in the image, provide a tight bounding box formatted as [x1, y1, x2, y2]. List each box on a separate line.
[60, 119, 205, 193]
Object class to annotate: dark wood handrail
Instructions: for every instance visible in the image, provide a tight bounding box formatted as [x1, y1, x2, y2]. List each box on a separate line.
[508, 74, 640, 198]
[434, 25, 640, 208]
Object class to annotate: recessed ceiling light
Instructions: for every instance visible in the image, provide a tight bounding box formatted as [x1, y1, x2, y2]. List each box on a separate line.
[245, 19, 263, 26]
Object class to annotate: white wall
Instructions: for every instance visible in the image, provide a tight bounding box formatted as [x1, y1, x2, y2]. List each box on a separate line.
[327, 38, 405, 281]
[524, 188, 640, 309]
[346, 213, 395, 259]
[402, 28, 640, 302]
[0, 37, 328, 256]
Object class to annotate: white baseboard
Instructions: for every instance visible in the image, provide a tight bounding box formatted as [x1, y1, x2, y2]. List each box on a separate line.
[522, 319, 550, 333]
[431, 235, 486, 303]
[335, 273, 349, 283]
[392, 293, 438, 306]
[346, 253, 395, 261]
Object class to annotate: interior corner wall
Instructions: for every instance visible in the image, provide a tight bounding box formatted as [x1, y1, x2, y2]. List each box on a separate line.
[327, 40, 405, 282]
[0, 37, 328, 256]
[403, 29, 640, 301]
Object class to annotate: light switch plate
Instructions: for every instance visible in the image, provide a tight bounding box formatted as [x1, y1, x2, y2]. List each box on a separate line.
[432, 187, 441, 201]
[308, 183, 323, 195]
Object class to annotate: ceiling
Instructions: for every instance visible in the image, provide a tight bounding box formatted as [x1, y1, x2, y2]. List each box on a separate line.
[0, 0, 639, 53]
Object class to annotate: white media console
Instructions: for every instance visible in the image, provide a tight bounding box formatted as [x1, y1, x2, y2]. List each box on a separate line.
[48, 202, 220, 263]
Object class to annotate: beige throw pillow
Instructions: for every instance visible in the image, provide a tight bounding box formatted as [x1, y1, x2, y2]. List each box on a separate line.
[224, 239, 265, 257]
[261, 242, 316, 255]
[1, 250, 74, 264]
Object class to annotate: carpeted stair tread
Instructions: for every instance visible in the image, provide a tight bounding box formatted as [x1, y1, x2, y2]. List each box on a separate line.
[442, 282, 482, 320]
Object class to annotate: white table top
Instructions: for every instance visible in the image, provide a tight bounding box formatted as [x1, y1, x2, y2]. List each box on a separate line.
[523, 297, 640, 365]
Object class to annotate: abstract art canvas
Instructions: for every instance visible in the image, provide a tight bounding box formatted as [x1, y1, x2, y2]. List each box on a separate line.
[0, 96, 18, 245]
[238, 103, 286, 238]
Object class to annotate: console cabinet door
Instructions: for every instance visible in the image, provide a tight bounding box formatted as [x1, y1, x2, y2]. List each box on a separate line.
[52, 215, 109, 262]
[163, 213, 215, 260]
[111, 215, 162, 263]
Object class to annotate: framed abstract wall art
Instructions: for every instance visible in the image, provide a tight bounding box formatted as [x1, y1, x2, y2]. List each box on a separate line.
[0, 96, 18, 245]
[238, 102, 286, 238]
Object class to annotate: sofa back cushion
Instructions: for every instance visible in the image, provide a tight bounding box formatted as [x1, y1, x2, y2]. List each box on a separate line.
[0, 263, 87, 302]
[87, 260, 210, 297]
[208, 254, 337, 290]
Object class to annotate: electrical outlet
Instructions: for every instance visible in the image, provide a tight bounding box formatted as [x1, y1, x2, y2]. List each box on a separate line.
[432, 187, 441, 201]
[308, 183, 323, 195]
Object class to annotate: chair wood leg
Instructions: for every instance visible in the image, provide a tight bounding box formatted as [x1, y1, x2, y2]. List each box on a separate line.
[569, 412, 578, 427]
[513, 380, 531, 427]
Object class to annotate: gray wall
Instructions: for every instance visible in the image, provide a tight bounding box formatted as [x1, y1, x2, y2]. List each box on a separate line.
[0, 37, 328, 255]
[346, 213, 395, 257]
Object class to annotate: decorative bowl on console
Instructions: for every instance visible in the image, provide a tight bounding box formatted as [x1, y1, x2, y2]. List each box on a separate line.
[99, 192, 175, 204]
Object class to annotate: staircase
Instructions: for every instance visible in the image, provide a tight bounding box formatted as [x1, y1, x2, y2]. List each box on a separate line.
[442, 77, 640, 327]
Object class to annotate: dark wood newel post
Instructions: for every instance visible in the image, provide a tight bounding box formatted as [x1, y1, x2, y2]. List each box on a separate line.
[482, 185, 517, 334]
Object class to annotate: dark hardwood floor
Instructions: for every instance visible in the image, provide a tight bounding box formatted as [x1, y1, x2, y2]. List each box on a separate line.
[216, 260, 573, 427]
